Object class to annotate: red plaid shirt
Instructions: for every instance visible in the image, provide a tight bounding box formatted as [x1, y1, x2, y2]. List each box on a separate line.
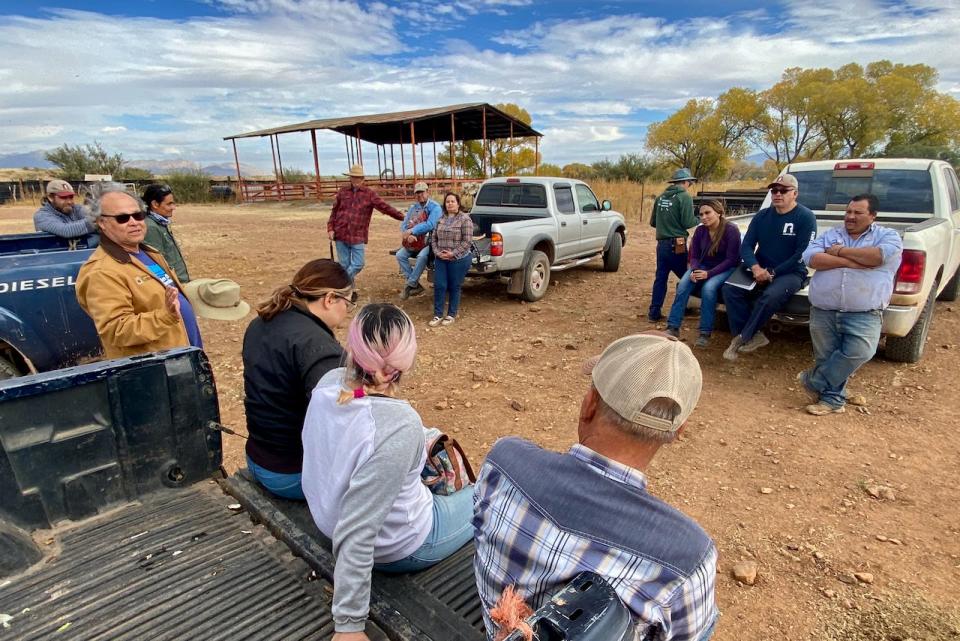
[327, 185, 404, 245]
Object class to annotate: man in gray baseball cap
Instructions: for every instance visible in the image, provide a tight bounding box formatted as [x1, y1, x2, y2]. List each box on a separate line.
[396, 181, 441, 299]
[472, 331, 718, 641]
[34, 179, 98, 242]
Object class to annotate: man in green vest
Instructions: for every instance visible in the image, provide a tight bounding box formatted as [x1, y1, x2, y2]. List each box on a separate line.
[648, 168, 698, 322]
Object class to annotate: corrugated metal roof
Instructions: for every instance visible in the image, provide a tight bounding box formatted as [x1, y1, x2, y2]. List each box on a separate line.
[224, 103, 542, 144]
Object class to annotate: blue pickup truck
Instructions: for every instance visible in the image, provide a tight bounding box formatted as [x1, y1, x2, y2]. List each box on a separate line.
[0, 232, 101, 378]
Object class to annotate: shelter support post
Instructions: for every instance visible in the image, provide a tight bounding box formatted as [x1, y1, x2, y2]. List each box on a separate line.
[482, 105, 488, 178]
[311, 129, 320, 199]
[231, 139, 243, 199]
[410, 122, 418, 181]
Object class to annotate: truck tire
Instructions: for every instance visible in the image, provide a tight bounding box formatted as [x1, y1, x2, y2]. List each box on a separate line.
[936, 266, 960, 301]
[521, 250, 551, 302]
[884, 289, 936, 363]
[602, 234, 623, 272]
[0, 355, 20, 381]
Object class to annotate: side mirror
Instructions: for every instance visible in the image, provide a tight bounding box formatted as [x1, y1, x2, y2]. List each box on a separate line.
[601, 200, 612, 211]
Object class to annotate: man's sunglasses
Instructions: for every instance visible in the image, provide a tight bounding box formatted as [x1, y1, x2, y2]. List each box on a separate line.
[770, 188, 794, 195]
[101, 211, 147, 224]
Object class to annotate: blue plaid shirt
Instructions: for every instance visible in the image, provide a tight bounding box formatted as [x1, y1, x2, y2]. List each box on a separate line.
[472, 438, 718, 641]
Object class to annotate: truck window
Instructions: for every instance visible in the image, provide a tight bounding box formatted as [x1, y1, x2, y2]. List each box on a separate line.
[475, 183, 547, 208]
[943, 167, 960, 212]
[554, 185, 576, 214]
[575, 185, 600, 212]
[794, 169, 934, 214]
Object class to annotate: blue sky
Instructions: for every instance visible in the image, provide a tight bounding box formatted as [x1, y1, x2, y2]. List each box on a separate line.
[1, 0, 958, 175]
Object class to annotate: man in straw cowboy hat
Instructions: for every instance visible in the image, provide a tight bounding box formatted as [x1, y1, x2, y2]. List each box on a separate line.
[648, 167, 699, 322]
[472, 331, 718, 641]
[328, 164, 405, 281]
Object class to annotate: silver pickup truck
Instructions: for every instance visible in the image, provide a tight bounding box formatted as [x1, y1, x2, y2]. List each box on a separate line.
[466, 177, 627, 302]
[730, 158, 960, 363]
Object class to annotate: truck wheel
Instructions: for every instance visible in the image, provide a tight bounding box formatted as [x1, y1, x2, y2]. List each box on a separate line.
[521, 251, 551, 302]
[884, 289, 936, 363]
[0, 355, 20, 381]
[602, 234, 623, 272]
[937, 267, 960, 301]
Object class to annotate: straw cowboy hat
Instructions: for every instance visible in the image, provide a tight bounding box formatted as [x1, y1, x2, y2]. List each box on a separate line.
[344, 164, 365, 178]
[183, 278, 251, 321]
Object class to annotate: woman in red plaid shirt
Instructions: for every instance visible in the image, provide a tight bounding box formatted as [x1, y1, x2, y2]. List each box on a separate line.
[428, 193, 473, 327]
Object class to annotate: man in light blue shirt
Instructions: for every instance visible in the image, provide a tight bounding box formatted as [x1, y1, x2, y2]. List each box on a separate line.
[799, 193, 902, 415]
[396, 181, 442, 299]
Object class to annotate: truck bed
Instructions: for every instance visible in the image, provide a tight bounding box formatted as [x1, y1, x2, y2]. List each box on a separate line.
[0, 483, 359, 641]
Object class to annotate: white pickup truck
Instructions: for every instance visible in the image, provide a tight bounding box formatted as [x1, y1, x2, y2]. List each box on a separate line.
[466, 177, 627, 301]
[730, 158, 960, 363]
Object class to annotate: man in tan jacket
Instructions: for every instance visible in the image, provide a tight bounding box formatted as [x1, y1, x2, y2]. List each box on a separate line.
[76, 187, 202, 359]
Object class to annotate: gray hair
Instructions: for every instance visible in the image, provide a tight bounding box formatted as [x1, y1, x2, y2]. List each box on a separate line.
[596, 393, 680, 444]
[86, 182, 145, 225]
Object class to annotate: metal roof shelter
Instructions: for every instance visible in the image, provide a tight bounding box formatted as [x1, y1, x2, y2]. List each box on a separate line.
[223, 103, 543, 202]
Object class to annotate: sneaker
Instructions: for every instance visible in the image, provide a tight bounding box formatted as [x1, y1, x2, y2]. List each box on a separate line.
[399, 285, 411, 301]
[428, 316, 442, 327]
[666, 326, 680, 338]
[806, 402, 845, 416]
[737, 331, 770, 353]
[695, 333, 710, 348]
[796, 371, 819, 402]
[722, 335, 743, 361]
[441, 315, 455, 326]
[409, 282, 425, 297]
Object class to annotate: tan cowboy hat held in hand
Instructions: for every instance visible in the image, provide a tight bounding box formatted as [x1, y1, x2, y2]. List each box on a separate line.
[344, 164, 365, 177]
[184, 278, 251, 321]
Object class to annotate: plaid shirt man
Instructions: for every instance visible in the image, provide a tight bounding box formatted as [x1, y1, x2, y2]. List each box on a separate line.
[327, 185, 404, 245]
[473, 438, 718, 641]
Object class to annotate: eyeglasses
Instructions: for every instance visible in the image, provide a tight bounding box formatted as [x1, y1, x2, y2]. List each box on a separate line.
[330, 290, 359, 310]
[100, 211, 147, 224]
[770, 188, 794, 195]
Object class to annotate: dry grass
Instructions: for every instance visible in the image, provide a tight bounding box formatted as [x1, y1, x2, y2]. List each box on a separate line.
[592, 179, 768, 225]
[821, 593, 960, 641]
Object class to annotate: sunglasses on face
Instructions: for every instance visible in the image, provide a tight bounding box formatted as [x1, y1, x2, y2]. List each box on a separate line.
[770, 188, 794, 195]
[101, 211, 147, 224]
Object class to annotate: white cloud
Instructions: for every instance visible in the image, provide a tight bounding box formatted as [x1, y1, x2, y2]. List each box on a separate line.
[1, 1, 959, 168]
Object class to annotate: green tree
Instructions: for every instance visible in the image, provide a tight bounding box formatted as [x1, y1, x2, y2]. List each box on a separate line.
[438, 103, 540, 177]
[44, 141, 153, 181]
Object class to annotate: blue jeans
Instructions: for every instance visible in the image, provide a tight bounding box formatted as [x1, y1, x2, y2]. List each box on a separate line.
[649, 239, 688, 319]
[667, 268, 734, 335]
[335, 241, 365, 280]
[374, 487, 474, 573]
[247, 456, 305, 501]
[806, 307, 882, 409]
[433, 254, 472, 317]
[397, 245, 430, 287]
[722, 272, 803, 341]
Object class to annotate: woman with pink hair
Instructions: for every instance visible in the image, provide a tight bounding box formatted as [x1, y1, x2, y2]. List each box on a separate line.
[301, 303, 474, 641]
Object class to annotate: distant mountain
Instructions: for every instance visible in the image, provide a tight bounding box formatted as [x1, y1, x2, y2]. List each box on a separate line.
[128, 158, 264, 177]
[0, 150, 54, 169]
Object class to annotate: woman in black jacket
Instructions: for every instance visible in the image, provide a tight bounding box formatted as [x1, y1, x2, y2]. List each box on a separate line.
[241, 258, 357, 499]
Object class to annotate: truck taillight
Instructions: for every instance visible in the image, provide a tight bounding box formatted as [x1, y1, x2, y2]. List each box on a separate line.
[834, 161, 875, 170]
[894, 250, 925, 294]
[490, 232, 503, 257]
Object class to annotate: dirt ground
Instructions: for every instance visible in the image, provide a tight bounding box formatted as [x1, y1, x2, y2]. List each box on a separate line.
[3, 200, 959, 640]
